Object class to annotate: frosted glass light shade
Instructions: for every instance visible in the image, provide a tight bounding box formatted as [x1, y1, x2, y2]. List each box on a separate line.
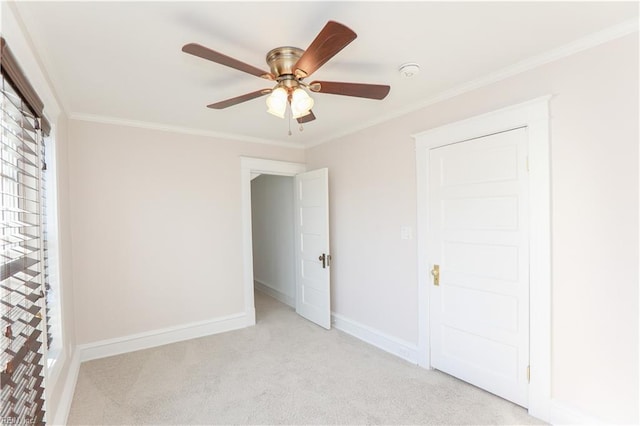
[266, 87, 287, 118]
[291, 88, 314, 118]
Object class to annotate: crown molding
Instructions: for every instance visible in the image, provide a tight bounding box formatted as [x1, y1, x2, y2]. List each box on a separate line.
[306, 18, 639, 148]
[5, 1, 65, 122]
[62, 18, 638, 150]
[68, 113, 305, 150]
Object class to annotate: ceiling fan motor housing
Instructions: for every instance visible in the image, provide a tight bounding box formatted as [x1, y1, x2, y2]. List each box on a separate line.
[266, 47, 304, 80]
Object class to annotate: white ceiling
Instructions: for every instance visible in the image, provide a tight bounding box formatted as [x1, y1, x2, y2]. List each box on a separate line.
[11, 1, 638, 147]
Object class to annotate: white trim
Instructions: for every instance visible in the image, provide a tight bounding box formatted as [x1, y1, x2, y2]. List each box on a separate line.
[240, 157, 307, 326]
[69, 113, 304, 149]
[254, 279, 295, 308]
[550, 400, 604, 425]
[241, 157, 307, 176]
[44, 347, 66, 424]
[413, 96, 552, 421]
[306, 19, 637, 148]
[45, 127, 67, 378]
[78, 313, 247, 362]
[332, 313, 419, 365]
[50, 349, 80, 426]
[45, 347, 65, 404]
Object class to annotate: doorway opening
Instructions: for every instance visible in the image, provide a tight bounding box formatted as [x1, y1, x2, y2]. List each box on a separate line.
[250, 173, 296, 321]
[240, 157, 306, 326]
[240, 157, 332, 330]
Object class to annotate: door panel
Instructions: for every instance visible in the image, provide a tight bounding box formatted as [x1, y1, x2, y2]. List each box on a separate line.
[429, 128, 529, 407]
[295, 168, 331, 329]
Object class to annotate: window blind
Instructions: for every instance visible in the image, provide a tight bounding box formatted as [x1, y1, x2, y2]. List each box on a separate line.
[40, 140, 51, 352]
[1, 44, 48, 425]
[41, 133, 61, 361]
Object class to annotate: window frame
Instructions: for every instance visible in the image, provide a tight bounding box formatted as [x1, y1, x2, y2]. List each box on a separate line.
[1, 36, 59, 425]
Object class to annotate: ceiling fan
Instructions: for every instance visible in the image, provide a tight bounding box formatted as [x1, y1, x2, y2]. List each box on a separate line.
[182, 20, 390, 125]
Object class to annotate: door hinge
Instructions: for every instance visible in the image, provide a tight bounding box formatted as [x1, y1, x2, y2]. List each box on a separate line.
[527, 365, 530, 383]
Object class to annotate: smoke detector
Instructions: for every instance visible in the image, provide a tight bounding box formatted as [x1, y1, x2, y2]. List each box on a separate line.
[399, 63, 420, 78]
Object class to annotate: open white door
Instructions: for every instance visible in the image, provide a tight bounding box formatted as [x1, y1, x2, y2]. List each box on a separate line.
[428, 128, 530, 407]
[294, 168, 331, 329]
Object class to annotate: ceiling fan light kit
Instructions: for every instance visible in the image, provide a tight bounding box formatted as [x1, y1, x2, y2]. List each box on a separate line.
[266, 87, 288, 118]
[290, 88, 314, 118]
[182, 20, 390, 130]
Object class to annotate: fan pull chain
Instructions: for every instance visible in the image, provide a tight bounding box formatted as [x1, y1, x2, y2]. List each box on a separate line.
[288, 106, 292, 136]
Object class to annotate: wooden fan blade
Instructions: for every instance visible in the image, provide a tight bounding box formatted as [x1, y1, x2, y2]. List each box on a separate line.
[296, 110, 316, 124]
[183, 43, 274, 80]
[309, 81, 390, 100]
[294, 21, 357, 79]
[207, 89, 272, 109]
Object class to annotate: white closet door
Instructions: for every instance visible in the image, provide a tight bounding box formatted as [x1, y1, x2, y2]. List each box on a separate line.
[429, 128, 530, 407]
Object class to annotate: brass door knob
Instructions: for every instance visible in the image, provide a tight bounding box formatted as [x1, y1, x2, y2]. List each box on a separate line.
[431, 264, 440, 286]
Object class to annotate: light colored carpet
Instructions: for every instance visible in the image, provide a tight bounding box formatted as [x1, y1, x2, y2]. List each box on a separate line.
[68, 291, 545, 425]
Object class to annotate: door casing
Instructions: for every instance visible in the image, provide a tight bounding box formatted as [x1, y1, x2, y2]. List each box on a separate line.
[413, 96, 551, 421]
[240, 157, 306, 326]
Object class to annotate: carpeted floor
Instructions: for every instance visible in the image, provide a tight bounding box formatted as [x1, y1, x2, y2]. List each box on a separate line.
[68, 291, 545, 425]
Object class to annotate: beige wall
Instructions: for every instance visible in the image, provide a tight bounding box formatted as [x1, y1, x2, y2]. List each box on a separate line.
[307, 118, 420, 343]
[306, 34, 638, 423]
[68, 120, 304, 344]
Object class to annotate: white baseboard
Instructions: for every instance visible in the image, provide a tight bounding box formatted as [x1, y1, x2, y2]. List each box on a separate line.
[78, 312, 247, 362]
[550, 400, 603, 425]
[331, 313, 419, 364]
[254, 279, 295, 308]
[50, 349, 80, 426]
